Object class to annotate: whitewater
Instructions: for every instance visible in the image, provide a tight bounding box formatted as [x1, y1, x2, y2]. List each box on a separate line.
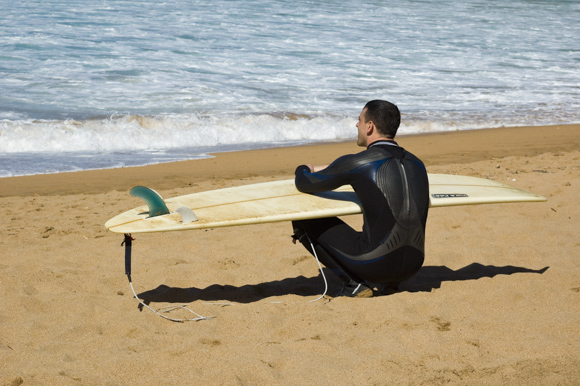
[1, 0, 578, 176]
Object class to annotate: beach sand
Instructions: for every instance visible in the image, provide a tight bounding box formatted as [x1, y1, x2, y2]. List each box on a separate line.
[1, 124, 579, 385]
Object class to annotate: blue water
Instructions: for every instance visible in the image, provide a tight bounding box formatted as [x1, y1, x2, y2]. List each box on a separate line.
[1, 0, 579, 177]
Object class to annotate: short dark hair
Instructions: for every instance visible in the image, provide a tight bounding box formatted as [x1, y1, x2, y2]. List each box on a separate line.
[363, 100, 401, 138]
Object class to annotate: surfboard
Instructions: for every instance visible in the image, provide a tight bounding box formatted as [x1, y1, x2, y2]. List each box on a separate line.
[104, 174, 546, 234]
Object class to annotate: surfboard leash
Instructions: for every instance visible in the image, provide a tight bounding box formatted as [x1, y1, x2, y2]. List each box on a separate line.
[121, 234, 214, 322]
[305, 233, 329, 302]
[118, 232, 326, 320]
[121, 234, 134, 282]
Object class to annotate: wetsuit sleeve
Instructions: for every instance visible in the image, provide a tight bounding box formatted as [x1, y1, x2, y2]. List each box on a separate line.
[294, 154, 360, 193]
[294, 165, 318, 193]
[295, 165, 311, 176]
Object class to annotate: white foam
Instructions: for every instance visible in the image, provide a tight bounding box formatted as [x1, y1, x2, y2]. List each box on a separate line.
[1, 107, 577, 155]
[0, 114, 355, 154]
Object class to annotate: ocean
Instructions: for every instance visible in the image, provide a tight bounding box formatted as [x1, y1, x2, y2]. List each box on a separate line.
[1, 0, 579, 177]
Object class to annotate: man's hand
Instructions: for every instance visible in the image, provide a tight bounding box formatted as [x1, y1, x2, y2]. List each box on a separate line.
[308, 164, 328, 172]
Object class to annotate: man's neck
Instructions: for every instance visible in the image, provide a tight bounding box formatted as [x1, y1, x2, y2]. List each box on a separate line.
[366, 137, 396, 148]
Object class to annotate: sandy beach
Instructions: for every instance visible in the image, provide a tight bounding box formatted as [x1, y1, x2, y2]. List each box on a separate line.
[1, 124, 579, 385]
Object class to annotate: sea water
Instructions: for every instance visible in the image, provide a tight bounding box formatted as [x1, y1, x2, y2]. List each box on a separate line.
[1, 0, 579, 177]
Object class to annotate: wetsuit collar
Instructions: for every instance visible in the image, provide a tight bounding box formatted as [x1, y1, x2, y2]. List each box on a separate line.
[367, 139, 399, 149]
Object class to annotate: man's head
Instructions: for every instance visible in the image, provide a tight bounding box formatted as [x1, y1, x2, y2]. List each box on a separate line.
[356, 100, 400, 147]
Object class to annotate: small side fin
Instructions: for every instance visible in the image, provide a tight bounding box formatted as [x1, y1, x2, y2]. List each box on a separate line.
[130, 186, 170, 217]
[176, 206, 198, 224]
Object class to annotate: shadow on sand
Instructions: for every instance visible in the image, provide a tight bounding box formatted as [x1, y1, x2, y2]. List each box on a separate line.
[135, 263, 549, 306]
[398, 263, 549, 293]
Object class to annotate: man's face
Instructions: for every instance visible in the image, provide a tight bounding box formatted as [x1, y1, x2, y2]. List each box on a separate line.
[356, 107, 369, 147]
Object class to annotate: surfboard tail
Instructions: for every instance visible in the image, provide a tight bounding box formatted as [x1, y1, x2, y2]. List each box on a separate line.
[128, 186, 199, 225]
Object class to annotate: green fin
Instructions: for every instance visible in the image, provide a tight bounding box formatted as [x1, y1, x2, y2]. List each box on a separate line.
[130, 186, 170, 217]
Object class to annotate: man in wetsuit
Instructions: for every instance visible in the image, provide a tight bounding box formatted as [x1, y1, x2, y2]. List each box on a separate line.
[292, 100, 429, 297]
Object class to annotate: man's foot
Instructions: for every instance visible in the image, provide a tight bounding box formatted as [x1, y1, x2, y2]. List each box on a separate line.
[337, 280, 373, 298]
[380, 283, 399, 296]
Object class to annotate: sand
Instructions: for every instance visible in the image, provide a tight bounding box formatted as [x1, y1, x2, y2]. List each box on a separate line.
[1, 124, 579, 385]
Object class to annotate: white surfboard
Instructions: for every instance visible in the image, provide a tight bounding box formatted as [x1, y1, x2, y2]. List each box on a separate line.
[105, 174, 546, 234]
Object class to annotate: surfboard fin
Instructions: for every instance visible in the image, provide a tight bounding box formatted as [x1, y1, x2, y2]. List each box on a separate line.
[130, 186, 170, 218]
[176, 206, 198, 224]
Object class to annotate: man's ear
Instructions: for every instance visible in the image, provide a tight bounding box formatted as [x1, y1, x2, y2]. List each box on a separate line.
[366, 121, 375, 136]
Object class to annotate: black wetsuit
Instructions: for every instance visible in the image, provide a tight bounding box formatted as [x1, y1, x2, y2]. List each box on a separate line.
[293, 140, 429, 285]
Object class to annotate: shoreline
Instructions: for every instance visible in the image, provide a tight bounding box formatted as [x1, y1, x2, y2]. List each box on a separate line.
[1, 123, 578, 197]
